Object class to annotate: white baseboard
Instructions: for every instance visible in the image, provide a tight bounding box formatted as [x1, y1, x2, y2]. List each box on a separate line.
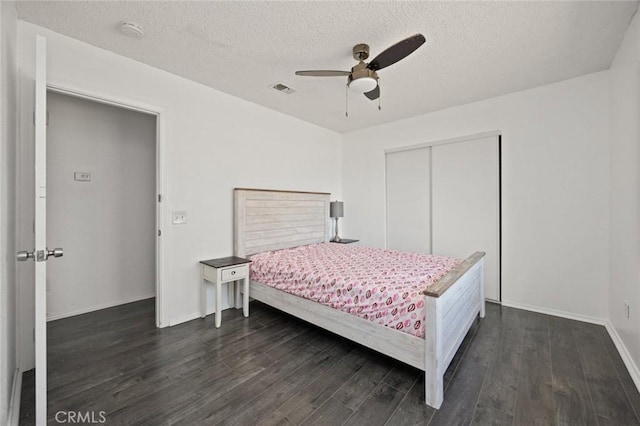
[605, 321, 640, 393]
[500, 300, 607, 325]
[166, 301, 236, 327]
[7, 367, 22, 426]
[46, 293, 155, 321]
[501, 299, 639, 394]
[167, 311, 202, 327]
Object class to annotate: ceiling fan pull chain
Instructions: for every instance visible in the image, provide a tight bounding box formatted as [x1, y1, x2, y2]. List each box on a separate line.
[378, 80, 382, 111]
[345, 84, 349, 117]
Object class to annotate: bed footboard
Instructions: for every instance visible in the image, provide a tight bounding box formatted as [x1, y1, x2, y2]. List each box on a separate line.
[422, 252, 485, 408]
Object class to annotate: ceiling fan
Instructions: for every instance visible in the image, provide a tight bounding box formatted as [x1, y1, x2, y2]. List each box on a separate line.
[295, 34, 426, 101]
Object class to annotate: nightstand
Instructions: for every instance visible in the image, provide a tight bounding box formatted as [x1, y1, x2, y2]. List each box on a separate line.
[200, 256, 251, 328]
[330, 239, 359, 244]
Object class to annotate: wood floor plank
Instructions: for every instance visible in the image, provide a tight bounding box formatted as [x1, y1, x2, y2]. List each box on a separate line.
[572, 321, 640, 425]
[258, 410, 297, 426]
[513, 311, 554, 426]
[472, 405, 513, 426]
[48, 305, 245, 374]
[332, 357, 395, 410]
[212, 321, 304, 369]
[301, 397, 353, 426]
[266, 327, 329, 360]
[472, 306, 524, 424]
[342, 381, 407, 426]
[548, 316, 598, 426]
[221, 341, 353, 426]
[385, 375, 436, 426]
[48, 310, 268, 403]
[278, 348, 372, 424]
[308, 328, 352, 352]
[382, 359, 421, 394]
[47, 298, 154, 335]
[170, 343, 323, 425]
[106, 351, 277, 425]
[75, 350, 232, 417]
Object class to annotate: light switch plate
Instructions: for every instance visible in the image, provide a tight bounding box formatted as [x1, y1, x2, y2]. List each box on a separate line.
[172, 211, 187, 225]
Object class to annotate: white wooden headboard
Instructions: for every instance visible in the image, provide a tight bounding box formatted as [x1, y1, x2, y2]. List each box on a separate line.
[234, 188, 331, 257]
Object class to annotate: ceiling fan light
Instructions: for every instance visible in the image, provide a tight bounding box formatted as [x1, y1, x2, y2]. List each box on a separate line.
[349, 76, 378, 93]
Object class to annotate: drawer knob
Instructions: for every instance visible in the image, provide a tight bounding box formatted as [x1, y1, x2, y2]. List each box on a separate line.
[231, 270, 236, 275]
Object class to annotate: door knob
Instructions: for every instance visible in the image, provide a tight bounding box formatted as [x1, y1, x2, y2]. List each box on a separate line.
[16, 248, 63, 261]
[47, 248, 63, 258]
[16, 250, 35, 261]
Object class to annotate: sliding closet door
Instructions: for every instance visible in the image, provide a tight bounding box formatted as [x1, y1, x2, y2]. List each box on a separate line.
[431, 136, 500, 300]
[385, 147, 431, 253]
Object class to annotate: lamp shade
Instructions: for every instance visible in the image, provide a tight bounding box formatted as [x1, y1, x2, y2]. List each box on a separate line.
[330, 201, 344, 218]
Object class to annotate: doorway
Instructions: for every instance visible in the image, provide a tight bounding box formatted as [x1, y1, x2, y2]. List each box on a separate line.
[46, 90, 159, 320]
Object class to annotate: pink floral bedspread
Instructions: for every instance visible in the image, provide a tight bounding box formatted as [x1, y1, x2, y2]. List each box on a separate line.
[249, 243, 461, 338]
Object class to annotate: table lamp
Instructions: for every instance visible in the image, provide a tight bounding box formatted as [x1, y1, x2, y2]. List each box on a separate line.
[330, 201, 344, 242]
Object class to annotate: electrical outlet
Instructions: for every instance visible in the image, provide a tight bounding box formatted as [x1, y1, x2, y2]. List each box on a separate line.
[172, 211, 187, 225]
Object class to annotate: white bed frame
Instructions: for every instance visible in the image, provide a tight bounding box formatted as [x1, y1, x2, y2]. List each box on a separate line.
[233, 188, 485, 409]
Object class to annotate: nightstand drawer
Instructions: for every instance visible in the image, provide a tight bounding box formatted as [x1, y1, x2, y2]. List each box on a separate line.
[221, 264, 248, 281]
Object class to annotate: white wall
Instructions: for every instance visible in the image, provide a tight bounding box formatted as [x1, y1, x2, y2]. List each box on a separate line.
[0, 1, 18, 423]
[16, 22, 341, 369]
[609, 10, 640, 379]
[46, 92, 156, 320]
[342, 72, 610, 321]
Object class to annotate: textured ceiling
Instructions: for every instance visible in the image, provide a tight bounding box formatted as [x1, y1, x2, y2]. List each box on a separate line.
[16, 1, 638, 134]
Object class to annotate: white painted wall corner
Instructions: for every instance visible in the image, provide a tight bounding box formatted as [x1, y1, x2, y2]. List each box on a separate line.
[605, 321, 640, 393]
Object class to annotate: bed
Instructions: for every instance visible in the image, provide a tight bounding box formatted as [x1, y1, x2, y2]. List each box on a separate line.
[233, 188, 485, 409]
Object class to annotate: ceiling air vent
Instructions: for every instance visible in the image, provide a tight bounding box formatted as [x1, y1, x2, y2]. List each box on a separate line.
[120, 22, 145, 39]
[270, 82, 296, 94]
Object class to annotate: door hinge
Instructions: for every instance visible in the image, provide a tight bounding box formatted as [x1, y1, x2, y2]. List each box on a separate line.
[158, 229, 162, 237]
[32, 111, 50, 126]
[158, 194, 162, 202]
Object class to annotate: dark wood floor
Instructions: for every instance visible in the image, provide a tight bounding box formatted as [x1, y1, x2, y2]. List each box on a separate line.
[20, 298, 640, 425]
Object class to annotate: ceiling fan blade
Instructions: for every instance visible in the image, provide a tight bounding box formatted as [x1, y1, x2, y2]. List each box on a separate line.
[295, 70, 351, 77]
[367, 34, 426, 71]
[364, 85, 380, 101]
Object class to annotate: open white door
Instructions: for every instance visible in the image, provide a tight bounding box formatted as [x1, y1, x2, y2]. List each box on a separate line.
[16, 35, 63, 425]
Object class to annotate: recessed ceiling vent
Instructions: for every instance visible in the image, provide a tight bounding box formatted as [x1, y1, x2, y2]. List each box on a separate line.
[120, 22, 145, 39]
[270, 82, 296, 94]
